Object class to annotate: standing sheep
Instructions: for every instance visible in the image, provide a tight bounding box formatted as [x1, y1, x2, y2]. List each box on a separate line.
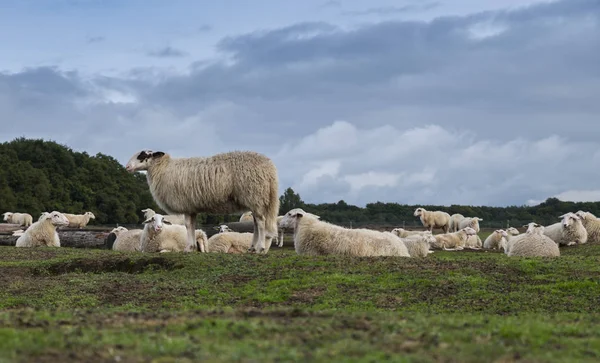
[3, 212, 33, 227]
[543, 213, 587, 246]
[413, 208, 451, 233]
[141, 208, 185, 225]
[125, 150, 280, 254]
[483, 230, 508, 250]
[140, 213, 208, 253]
[502, 223, 560, 257]
[110, 227, 143, 252]
[430, 227, 477, 251]
[458, 217, 483, 233]
[449, 214, 465, 232]
[63, 212, 96, 228]
[15, 211, 69, 248]
[279, 208, 410, 257]
[575, 211, 600, 243]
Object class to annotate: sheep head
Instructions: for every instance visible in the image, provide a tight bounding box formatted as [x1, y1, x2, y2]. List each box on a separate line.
[560, 213, 580, 228]
[85, 212, 96, 219]
[110, 226, 128, 235]
[461, 227, 477, 236]
[495, 229, 508, 238]
[524, 222, 544, 234]
[125, 150, 166, 172]
[143, 213, 172, 233]
[413, 208, 426, 217]
[2, 212, 12, 221]
[47, 211, 70, 227]
[506, 227, 520, 236]
[216, 225, 233, 233]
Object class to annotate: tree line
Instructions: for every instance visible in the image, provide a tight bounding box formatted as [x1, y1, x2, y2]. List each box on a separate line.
[1, 138, 599, 228]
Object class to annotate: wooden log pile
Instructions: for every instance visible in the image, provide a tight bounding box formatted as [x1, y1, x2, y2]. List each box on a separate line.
[0, 229, 110, 248]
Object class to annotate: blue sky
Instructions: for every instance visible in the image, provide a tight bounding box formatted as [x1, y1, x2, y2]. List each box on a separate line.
[1, 0, 599, 207]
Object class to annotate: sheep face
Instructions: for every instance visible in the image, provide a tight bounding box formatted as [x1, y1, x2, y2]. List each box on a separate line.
[125, 150, 166, 172]
[47, 212, 70, 227]
[524, 222, 544, 234]
[560, 213, 580, 229]
[495, 229, 508, 238]
[2, 212, 12, 221]
[143, 213, 172, 233]
[217, 225, 233, 233]
[462, 227, 477, 236]
[110, 226, 128, 235]
[85, 212, 96, 219]
[506, 227, 519, 236]
[279, 208, 308, 229]
[413, 208, 425, 217]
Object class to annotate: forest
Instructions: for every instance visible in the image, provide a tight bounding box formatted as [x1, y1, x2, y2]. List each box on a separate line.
[2, 138, 599, 228]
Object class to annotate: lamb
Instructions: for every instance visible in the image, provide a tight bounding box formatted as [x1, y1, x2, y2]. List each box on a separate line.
[15, 211, 69, 248]
[401, 234, 436, 257]
[449, 214, 465, 232]
[575, 211, 600, 243]
[110, 226, 143, 252]
[279, 208, 410, 257]
[430, 227, 477, 251]
[2, 212, 33, 227]
[413, 208, 451, 233]
[140, 213, 208, 253]
[125, 149, 280, 254]
[63, 212, 96, 228]
[458, 217, 483, 233]
[141, 208, 185, 225]
[483, 229, 508, 250]
[206, 225, 254, 253]
[501, 223, 560, 257]
[543, 213, 587, 246]
[390, 228, 432, 238]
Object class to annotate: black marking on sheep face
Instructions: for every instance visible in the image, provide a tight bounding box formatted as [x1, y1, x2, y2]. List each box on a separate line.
[136, 151, 153, 161]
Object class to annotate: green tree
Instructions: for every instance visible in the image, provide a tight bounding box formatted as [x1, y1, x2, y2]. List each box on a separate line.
[279, 187, 304, 214]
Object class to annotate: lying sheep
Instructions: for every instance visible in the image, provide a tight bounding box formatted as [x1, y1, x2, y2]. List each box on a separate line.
[458, 217, 483, 233]
[502, 223, 560, 257]
[390, 228, 432, 238]
[430, 227, 477, 251]
[449, 213, 465, 232]
[125, 149, 280, 254]
[141, 208, 185, 225]
[279, 208, 410, 257]
[239, 211, 253, 223]
[506, 227, 520, 240]
[465, 234, 483, 249]
[140, 213, 207, 253]
[63, 212, 96, 228]
[15, 211, 69, 248]
[206, 225, 254, 253]
[110, 226, 143, 252]
[483, 230, 508, 250]
[3, 212, 33, 227]
[543, 213, 588, 246]
[575, 211, 600, 243]
[401, 234, 436, 258]
[413, 208, 451, 233]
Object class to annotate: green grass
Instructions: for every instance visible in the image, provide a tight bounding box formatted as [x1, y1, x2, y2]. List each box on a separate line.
[0, 240, 600, 362]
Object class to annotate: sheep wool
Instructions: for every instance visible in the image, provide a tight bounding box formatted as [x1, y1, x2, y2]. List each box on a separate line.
[15, 211, 69, 248]
[458, 217, 483, 233]
[449, 214, 465, 232]
[543, 213, 587, 246]
[483, 230, 509, 250]
[430, 227, 477, 250]
[576, 211, 600, 243]
[110, 227, 143, 252]
[401, 234, 435, 258]
[206, 228, 254, 254]
[504, 223, 560, 257]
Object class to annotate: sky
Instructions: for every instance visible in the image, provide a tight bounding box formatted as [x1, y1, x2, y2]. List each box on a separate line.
[1, 0, 599, 207]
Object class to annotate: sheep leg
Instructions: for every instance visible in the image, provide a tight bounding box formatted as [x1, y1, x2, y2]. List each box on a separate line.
[278, 230, 284, 247]
[248, 216, 259, 253]
[254, 215, 267, 254]
[184, 213, 199, 253]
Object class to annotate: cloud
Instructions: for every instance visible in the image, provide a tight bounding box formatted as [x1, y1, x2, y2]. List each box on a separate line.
[342, 3, 440, 16]
[146, 46, 189, 58]
[85, 35, 105, 44]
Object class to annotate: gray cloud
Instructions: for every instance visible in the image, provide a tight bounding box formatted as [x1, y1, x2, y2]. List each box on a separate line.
[342, 3, 440, 16]
[146, 46, 189, 58]
[1, 0, 599, 207]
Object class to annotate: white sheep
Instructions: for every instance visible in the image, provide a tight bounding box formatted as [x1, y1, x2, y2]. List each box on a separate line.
[465, 234, 483, 249]
[458, 217, 483, 233]
[575, 211, 600, 243]
[239, 211, 253, 223]
[279, 208, 410, 257]
[401, 234, 436, 257]
[11, 229, 25, 237]
[63, 212, 96, 228]
[141, 208, 185, 225]
[502, 223, 560, 257]
[430, 227, 477, 251]
[125, 150, 280, 254]
[483, 229, 508, 250]
[15, 211, 69, 248]
[3, 212, 33, 227]
[206, 225, 254, 253]
[413, 208, 451, 233]
[110, 226, 143, 252]
[390, 228, 432, 238]
[38, 212, 50, 221]
[506, 227, 520, 239]
[140, 213, 208, 253]
[543, 213, 588, 246]
[449, 213, 465, 232]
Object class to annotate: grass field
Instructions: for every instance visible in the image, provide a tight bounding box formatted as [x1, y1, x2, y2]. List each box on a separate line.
[1, 236, 600, 362]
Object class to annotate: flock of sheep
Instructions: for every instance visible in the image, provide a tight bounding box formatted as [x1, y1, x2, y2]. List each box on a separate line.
[3, 149, 599, 259]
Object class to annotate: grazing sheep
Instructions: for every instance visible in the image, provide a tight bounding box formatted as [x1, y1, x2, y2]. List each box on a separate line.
[502, 223, 560, 257]
[2, 212, 33, 227]
[413, 208, 451, 233]
[206, 225, 253, 254]
[141, 208, 185, 225]
[458, 217, 483, 233]
[401, 234, 436, 258]
[279, 208, 410, 257]
[239, 211, 253, 223]
[63, 212, 96, 228]
[430, 227, 477, 251]
[125, 149, 280, 254]
[575, 211, 600, 243]
[390, 228, 432, 238]
[483, 230, 508, 250]
[543, 213, 588, 246]
[449, 214, 465, 232]
[110, 226, 143, 252]
[15, 211, 69, 248]
[140, 213, 207, 253]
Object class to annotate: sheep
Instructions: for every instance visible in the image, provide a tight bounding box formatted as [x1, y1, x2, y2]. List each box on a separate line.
[206, 225, 254, 253]
[401, 234, 436, 258]
[458, 217, 483, 233]
[279, 208, 410, 257]
[125, 149, 280, 254]
[390, 228, 432, 238]
[15, 211, 69, 248]
[506, 227, 520, 240]
[109, 226, 143, 252]
[141, 208, 185, 225]
[413, 208, 451, 233]
[501, 223, 560, 257]
[63, 212, 96, 228]
[543, 213, 588, 246]
[239, 211, 253, 223]
[483, 229, 508, 250]
[140, 213, 208, 253]
[38, 212, 50, 221]
[430, 227, 477, 251]
[2, 212, 33, 227]
[449, 213, 465, 232]
[575, 211, 600, 243]
[275, 215, 285, 247]
[465, 234, 483, 249]
[11, 229, 25, 237]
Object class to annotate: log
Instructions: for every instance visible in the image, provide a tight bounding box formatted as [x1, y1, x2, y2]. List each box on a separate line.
[0, 230, 110, 248]
[0, 224, 24, 233]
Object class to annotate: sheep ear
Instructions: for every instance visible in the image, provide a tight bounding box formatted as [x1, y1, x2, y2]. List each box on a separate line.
[478, 218, 483, 221]
[152, 152, 165, 158]
[143, 218, 153, 224]
[213, 226, 220, 231]
[163, 220, 172, 225]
